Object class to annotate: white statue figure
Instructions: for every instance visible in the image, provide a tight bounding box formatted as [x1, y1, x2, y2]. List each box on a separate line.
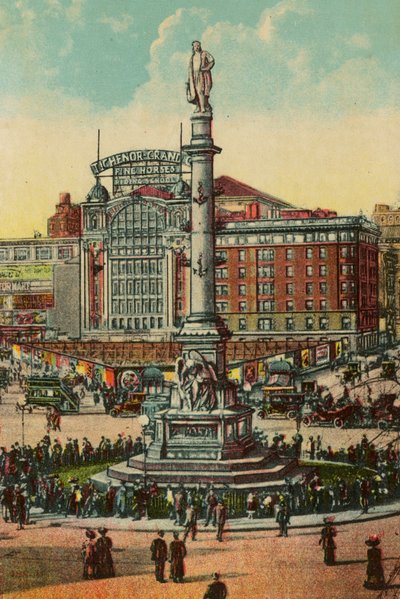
[187, 40, 215, 113]
[176, 350, 218, 412]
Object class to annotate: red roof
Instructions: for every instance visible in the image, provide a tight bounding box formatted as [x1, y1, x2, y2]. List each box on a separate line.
[214, 176, 293, 208]
[131, 185, 173, 200]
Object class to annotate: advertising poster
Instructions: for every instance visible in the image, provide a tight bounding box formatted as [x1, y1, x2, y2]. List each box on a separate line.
[0, 2, 398, 599]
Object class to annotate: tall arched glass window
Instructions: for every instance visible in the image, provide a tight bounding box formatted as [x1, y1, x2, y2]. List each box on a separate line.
[109, 199, 165, 331]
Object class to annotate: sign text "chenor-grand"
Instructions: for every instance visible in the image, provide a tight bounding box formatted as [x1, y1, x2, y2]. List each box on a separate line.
[90, 149, 180, 175]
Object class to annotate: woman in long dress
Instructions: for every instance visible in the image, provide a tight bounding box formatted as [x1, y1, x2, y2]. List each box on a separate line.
[95, 527, 115, 579]
[169, 532, 187, 583]
[364, 535, 385, 590]
[319, 517, 337, 565]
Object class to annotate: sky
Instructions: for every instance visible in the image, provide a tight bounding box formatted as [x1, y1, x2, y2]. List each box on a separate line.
[0, 0, 400, 237]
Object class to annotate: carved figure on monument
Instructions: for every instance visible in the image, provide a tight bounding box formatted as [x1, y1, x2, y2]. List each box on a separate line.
[187, 41, 215, 114]
[175, 350, 218, 412]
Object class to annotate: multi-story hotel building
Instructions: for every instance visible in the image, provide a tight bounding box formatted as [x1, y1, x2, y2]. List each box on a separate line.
[214, 209, 379, 351]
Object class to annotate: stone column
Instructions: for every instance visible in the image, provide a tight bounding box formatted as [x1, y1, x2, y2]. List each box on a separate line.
[178, 113, 228, 377]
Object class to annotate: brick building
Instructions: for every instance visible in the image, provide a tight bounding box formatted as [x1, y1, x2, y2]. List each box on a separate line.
[47, 192, 81, 238]
[212, 209, 379, 352]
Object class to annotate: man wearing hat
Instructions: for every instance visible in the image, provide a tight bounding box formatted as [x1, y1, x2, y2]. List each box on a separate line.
[276, 501, 290, 537]
[215, 499, 227, 542]
[319, 517, 337, 565]
[150, 530, 168, 582]
[364, 535, 385, 589]
[82, 529, 96, 580]
[203, 572, 228, 599]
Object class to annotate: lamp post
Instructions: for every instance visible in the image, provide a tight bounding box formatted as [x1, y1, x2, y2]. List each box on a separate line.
[15, 402, 30, 447]
[138, 413, 150, 518]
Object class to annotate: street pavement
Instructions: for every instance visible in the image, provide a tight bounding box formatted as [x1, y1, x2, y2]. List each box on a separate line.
[2, 360, 400, 597]
[1, 509, 400, 598]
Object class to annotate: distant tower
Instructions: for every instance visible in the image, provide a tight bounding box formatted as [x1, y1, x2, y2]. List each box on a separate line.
[47, 192, 81, 238]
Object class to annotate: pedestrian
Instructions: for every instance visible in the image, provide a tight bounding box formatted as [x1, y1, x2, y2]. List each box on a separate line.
[292, 431, 303, 458]
[150, 530, 168, 583]
[364, 535, 385, 590]
[203, 572, 228, 599]
[14, 485, 26, 530]
[307, 436, 316, 460]
[205, 489, 218, 527]
[276, 501, 290, 537]
[82, 529, 97, 580]
[174, 486, 186, 525]
[215, 499, 227, 542]
[169, 531, 187, 583]
[95, 527, 115, 579]
[319, 516, 337, 565]
[166, 485, 174, 520]
[360, 478, 371, 513]
[183, 503, 197, 542]
[115, 482, 127, 518]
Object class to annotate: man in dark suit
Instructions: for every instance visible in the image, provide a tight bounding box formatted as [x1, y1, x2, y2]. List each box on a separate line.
[203, 572, 228, 599]
[215, 499, 227, 542]
[150, 530, 168, 582]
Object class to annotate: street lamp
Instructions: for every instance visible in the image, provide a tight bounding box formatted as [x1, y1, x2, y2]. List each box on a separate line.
[15, 402, 31, 447]
[138, 413, 150, 520]
[138, 413, 150, 488]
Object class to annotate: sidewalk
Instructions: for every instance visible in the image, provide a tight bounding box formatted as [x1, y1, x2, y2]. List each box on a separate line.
[29, 498, 400, 533]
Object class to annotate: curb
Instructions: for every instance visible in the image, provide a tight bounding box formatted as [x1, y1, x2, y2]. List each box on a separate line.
[32, 503, 400, 533]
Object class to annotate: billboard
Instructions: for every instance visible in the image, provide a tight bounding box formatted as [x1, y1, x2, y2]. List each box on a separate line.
[13, 311, 47, 325]
[0, 264, 53, 281]
[0, 311, 13, 325]
[315, 344, 330, 365]
[13, 294, 54, 310]
[0, 280, 52, 294]
[90, 148, 183, 195]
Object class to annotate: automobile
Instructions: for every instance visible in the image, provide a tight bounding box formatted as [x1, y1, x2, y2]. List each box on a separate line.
[109, 392, 146, 417]
[258, 392, 305, 420]
[302, 403, 359, 429]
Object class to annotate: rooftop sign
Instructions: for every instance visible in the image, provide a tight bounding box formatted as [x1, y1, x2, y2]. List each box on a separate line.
[90, 149, 182, 194]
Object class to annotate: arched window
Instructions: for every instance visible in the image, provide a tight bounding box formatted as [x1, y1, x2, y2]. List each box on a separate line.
[109, 199, 165, 328]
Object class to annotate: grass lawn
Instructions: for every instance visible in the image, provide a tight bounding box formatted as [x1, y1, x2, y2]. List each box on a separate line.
[54, 460, 122, 486]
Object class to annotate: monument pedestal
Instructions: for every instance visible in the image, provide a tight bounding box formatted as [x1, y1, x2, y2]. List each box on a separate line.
[147, 405, 254, 461]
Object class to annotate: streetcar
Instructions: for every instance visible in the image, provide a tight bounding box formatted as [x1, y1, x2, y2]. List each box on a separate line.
[25, 376, 80, 413]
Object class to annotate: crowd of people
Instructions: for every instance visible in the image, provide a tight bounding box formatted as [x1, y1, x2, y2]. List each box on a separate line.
[0, 433, 144, 528]
[2, 425, 400, 529]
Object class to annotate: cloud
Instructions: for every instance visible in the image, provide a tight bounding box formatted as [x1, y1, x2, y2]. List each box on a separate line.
[98, 14, 134, 33]
[349, 33, 371, 49]
[58, 36, 74, 57]
[1, 1, 399, 238]
[66, 0, 84, 23]
[258, 0, 312, 42]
